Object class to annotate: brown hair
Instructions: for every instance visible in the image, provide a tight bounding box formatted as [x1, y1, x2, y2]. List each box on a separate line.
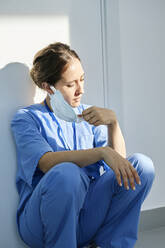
[30, 42, 80, 88]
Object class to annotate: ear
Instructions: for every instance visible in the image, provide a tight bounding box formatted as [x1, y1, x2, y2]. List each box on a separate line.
[49, 85, 56, 94]
[41, 82, 54, 94]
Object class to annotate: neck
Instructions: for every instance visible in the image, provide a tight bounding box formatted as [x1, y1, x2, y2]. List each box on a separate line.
[40, 95, 53, 112]
[45, 95, 53, 112]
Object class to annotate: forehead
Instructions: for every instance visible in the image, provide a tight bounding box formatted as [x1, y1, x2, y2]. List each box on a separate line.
[61, 58, 84, 81]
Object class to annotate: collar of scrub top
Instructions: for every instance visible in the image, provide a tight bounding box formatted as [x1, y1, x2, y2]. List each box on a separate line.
[44, 99, 77, 151]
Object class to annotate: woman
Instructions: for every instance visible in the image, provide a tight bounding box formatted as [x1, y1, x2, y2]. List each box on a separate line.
[11, 42, 155, 248]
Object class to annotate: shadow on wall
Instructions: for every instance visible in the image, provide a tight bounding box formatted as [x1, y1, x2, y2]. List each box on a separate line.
[0, 62, 35, 247]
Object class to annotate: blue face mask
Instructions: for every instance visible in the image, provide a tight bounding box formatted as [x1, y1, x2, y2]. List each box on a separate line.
[48, 86, 84, 123]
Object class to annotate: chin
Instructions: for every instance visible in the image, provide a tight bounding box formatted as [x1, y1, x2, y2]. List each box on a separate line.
[71, 101, 81, 108]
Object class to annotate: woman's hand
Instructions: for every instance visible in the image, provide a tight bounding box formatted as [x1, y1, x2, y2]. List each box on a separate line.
[101, 146, 141, 190]
[78, 106, 117, 126]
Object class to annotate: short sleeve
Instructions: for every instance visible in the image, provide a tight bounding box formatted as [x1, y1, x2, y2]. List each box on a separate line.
[81, 103, 108, 148]
[92, 124, 108, 148]
[92, 124, 110, 173]
[11, 109, 53, 188]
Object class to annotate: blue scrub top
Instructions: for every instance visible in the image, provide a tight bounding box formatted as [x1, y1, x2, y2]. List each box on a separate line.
[10, 102, 110, 228]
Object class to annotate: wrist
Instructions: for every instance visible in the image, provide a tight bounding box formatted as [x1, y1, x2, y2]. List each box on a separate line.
[97, 147, 104, 160]
[108, 119, 118, 128]
[100, 146, 113, 160]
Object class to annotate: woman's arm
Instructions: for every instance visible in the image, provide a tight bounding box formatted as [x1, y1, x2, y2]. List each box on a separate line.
[78, 106, 126, 158]
[38, 144, 140, 191]
[38, 147, 105, 173]
[107, 120, 126, 158]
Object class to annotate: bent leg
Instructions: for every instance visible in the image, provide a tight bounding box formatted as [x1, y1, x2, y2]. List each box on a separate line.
[93, 153, 155, 248]
[77, 153, 155, 248]
[19, 162, 91, 248]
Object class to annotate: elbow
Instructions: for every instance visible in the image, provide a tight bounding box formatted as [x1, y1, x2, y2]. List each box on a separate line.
[38, 161, 47, 173]
[38, 151, 52, 173]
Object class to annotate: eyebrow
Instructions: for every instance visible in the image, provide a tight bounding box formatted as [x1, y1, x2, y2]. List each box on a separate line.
[63, 73, 85, 84]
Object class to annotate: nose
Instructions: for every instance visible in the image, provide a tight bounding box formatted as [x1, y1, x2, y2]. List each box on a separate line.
[75, 81, 84, 95]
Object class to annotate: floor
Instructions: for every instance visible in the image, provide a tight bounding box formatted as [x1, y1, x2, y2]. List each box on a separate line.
[135, 226, 165, 248]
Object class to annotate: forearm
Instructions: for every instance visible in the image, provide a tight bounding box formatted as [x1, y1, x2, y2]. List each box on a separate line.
[107, 121, 126, 158]
[38, 147, 105, 173]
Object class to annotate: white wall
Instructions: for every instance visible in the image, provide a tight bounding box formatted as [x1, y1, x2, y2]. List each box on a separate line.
[106, 0, 164, 210]
[0, 0, 105, 108]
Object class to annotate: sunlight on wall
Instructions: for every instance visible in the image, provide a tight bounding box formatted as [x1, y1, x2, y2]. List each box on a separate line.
[0, 15, 70, 103]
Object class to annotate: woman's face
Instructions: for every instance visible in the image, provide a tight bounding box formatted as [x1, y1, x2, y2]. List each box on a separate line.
[54, 58, 85, 107]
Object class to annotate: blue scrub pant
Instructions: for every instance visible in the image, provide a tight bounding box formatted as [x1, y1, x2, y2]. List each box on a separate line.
[19, 153, 155, 248]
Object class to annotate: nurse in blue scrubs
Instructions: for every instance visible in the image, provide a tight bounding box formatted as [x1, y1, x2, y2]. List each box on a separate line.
[11, 42, 155, 248]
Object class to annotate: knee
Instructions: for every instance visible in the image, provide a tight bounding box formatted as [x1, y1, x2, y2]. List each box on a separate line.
[131, 153, 155, 184]
[41, 162, 88, 195]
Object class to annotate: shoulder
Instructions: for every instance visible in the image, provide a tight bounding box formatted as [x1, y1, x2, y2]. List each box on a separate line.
[10, 104, 46, 126]
[11, 107, 30, 123]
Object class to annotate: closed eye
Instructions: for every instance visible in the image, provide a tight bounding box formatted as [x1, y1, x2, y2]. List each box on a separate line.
[67, 78, 84, 87]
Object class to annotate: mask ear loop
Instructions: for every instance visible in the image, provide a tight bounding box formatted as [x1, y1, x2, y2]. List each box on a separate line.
[48, 85, 56, 98]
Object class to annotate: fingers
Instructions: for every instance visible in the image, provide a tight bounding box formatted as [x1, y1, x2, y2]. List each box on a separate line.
[116, 162, 141, 191]
[119, 168, 130, 190]
[81, 113, 94, 122]
[114, 169, 122, 187]
[123, 167, 136, 190]
[87, 116, 98, 124]
[82, 106, 93, 116]
[129, 163, 141, 186]
[80, 113, 102, 126]
[78, 112, 102, 126]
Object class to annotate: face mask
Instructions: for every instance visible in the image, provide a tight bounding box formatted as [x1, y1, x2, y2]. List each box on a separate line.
[48, 86, 84, 123]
